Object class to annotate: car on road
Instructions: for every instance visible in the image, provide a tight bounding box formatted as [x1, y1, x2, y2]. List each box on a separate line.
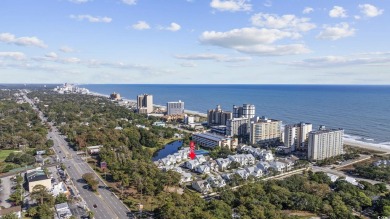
[93, 204, 97, 208]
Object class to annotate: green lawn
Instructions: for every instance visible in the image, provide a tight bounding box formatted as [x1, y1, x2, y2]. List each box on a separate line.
[0, 150, 16, 162]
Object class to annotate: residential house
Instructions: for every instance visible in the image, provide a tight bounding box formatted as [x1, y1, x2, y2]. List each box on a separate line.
[185, 160, 200, 170]
[0, 206, 22, 219]
[196, 155, 207, 164]
[245, 166, 263, 178]
[195, 165, 211, 174]
[269, 161, 286, 173]
[192, 180, 212, 194]
[235, 169, 250, 180]
[179, 172, 193, 184]
[205, 160, 218, 172]
[256, 161, 271, 173]
[207, 175, 226, 188]
[221, 173, 233, 181]
[228, 154, 255, 166]
[216, 158, 231, 171]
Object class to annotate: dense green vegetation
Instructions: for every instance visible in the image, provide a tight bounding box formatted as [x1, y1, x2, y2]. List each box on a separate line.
[28, 91, 182, 198]
[350, 162, 390, 183]
[156, 171, 388, 218]
[27, 184, 55, 219]
[0, 90, 49, 172]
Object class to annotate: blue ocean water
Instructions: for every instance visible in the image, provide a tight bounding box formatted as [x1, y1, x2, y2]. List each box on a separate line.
[80, 84, 390, 144]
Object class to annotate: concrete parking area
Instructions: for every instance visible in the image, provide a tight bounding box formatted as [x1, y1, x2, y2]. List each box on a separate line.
[0, 175, 14, 208]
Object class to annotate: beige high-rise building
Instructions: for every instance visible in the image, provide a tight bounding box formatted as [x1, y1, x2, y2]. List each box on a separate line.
[207, 105, 232, 126]
[167, 100, 184, 115]
[284, 122, 312, 151]
[137, 94, 153, 114]
[308, 126, 344, 161]
[250, 117, 282, 145]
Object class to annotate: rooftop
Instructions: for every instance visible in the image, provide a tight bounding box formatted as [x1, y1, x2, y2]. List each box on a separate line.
[193, 132, 230, 141]
[26, 170, 49, 182]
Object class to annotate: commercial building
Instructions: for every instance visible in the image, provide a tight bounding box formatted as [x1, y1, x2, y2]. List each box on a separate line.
[192, 132, 238, 150]
[167, 100, 184, 115]
[207, 105, 232, 126]
[250, 117, 282, 145]
[226, 117, 249, 136]
[308, 126, 344, 161]
[284, 122, 312, 151]
[184, 114, 194, 124]
[233, 104, 255, 119]
[26, 168, 51, 192]
[137, 94, 153, 114]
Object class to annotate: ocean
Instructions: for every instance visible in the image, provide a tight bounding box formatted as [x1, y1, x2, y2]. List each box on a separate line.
[80, 84, 390, 145]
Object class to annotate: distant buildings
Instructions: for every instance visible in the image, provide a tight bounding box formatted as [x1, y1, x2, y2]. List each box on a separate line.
[184, 114, 194, 124]
[233, 104, 255, 119]
[54, 83, 89, 94]
[26, 168, 51, 192]
[192, 132, 238, 150]
[284, 122, 312, 151]
[308, 125, 344, 161]
[250, 117, 282, 145]
[207, 105, 232, 126]
[167, 100, 184, 115]
[137, 94, 153, 114]
[110, 92, 121, 100]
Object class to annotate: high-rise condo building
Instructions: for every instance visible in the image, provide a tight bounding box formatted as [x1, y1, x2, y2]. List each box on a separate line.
[137, 94, 153, 114]
[207, 105, 233, 126]
[167, 100, 185, 115]
[233, 104, 255, 119]
[284, 122, 312, 151]
[226, 117, 250, 137]
[308, 126, 344, 161]
[250, 117, 282, 145]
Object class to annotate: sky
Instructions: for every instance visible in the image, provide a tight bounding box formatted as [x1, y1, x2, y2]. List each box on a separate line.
[0, 0, 389, 84]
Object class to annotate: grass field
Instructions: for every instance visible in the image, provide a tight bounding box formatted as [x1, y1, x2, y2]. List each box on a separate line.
[0, 150, 16, 162]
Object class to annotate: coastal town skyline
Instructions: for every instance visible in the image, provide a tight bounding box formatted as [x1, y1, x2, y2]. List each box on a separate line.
[1, 0, 389, 84]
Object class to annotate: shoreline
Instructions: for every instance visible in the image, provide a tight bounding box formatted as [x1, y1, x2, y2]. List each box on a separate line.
[88, 91, 207, 117]
[86, 90, 390, 149]
[343, 138, 390, 153]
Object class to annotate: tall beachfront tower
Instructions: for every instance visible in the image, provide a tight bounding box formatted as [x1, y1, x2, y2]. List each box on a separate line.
[249, 117, 282, 145]
[167, 100, 185, 115]
[233, 104, 255, 119]
[284, 122, 312, 151]
[137, 94, 153, 114]
[308, 126, 344, 161]
[207, 105, 233, 126]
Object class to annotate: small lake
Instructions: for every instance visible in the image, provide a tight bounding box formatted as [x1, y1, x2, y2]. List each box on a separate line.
[152, 140, 183, 161]
[152, 140, 210, 161]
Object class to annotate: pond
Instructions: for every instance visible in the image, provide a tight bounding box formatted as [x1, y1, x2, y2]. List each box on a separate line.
[152, 140, 183, 161]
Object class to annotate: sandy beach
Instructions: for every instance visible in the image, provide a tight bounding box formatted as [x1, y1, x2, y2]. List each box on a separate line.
[343, 138, 390, 153]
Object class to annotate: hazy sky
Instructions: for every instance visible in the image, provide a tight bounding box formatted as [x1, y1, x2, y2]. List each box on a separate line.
[0, 0, 389, 84]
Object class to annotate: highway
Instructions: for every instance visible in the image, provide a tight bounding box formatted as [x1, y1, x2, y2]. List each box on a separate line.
[24, 94, 131, 219]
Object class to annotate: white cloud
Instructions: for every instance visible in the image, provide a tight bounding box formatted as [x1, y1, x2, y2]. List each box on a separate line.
[200, 27, 309, 56]
[210, 0, 251, 12]
[163, 22, 181, 32]
[250, 13, 316, 32]
[59, 46, 74, 53]
[0, 52, 26, 60]
[0, 32, 47, 48]
[283, 55, 390, 68]
[45, 52, 58, 59]
[132, 21, 150, 30]
[70, 14, 112, 23]
[122, 0, 137, 5]
[359, 4, 384, 17]
[175, 53, 251, 62]
[68, 0, 91, 3]
[302, 7, 314, 14]
[329, 6, 347, 18]
[317, 23, 355, 40]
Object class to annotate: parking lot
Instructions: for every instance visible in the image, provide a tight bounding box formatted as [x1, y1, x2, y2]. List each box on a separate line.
[0, 175, 15, 208]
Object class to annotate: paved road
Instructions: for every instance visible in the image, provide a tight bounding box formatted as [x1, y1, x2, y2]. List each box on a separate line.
[312, 166, 390, 189]
[24, 94, 131, 219]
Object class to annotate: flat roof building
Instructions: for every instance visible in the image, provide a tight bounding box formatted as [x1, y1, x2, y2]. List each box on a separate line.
[308, 126, 344, 161]
[26, 168, 51, 192]
[137, 94, 153, 114]
[250, 117, 282, 145]
[167, 101, 184, 115]
[192, 132, 238, 150]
